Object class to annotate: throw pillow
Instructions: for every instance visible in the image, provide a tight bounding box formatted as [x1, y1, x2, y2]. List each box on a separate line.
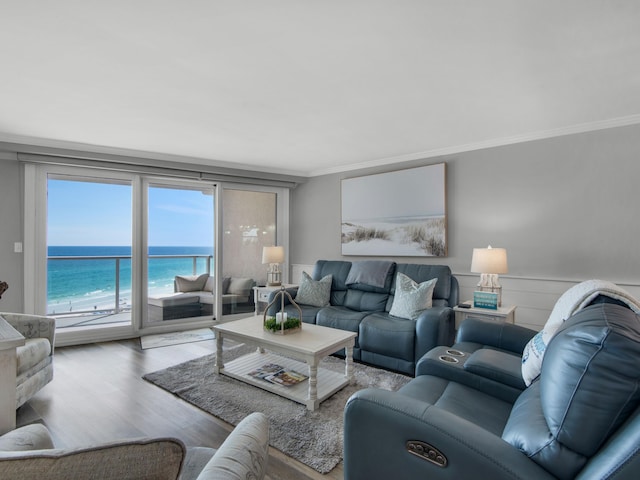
[228, 278, 254, 296]
[294, 272, 332, 307]
[389, 273, 437, 320]
[175, 273, 209, 293]
[221, 276, 231, 294]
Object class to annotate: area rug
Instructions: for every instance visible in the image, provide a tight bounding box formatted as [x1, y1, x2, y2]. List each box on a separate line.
[140, 328, 215, 349]
[143, 345, 410, 474]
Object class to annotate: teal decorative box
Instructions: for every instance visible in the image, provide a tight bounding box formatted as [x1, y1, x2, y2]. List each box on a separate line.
[473, 291, 498, 310]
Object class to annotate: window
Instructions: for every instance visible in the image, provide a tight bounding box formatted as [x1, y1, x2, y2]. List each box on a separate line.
[23, 162, 290, 345]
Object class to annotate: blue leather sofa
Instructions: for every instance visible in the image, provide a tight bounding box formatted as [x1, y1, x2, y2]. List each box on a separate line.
[343, 302, 640, 479]
[268, 260, 459, 375]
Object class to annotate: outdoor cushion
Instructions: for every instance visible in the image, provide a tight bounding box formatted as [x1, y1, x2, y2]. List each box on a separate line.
[175, 274, 209, 293]
[227, 277, 254, 296]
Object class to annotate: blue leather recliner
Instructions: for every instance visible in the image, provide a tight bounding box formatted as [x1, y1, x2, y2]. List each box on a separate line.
[344, 302, 640, 479]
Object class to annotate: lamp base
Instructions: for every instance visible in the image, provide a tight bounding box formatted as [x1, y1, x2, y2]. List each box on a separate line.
[266, 271, 281, 287]
[477, 274, 503, 307]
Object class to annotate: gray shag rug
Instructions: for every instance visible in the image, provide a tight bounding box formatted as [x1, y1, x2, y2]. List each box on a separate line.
[143, 344, 410, 474]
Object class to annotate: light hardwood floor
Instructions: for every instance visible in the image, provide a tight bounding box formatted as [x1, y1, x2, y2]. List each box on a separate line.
[16, 338, 344, 480]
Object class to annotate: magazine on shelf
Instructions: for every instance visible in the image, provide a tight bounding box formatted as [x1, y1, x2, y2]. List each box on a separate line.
[248, 363, 308, 387]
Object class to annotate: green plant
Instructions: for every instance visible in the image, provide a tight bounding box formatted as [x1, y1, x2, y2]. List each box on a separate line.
[264, 316, 301, 332]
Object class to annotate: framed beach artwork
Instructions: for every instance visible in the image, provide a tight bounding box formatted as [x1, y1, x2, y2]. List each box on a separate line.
[341, 163, 447, 256]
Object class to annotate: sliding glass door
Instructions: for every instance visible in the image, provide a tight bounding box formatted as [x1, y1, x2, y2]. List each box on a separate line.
[47, 175, 133, 329]
[221, 186, 286, 319]
[25, 162, 289, 344]
[144, 182, 215, 327]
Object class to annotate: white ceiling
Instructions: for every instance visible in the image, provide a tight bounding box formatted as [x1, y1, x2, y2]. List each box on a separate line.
[1, 1, 640, 177]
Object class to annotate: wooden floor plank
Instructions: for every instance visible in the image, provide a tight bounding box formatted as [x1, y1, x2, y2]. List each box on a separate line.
[16, 338, 343, 480]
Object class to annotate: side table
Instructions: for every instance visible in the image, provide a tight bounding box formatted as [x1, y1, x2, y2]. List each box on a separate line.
[453, 302, 516, 330]
[253, 284, 298, 315]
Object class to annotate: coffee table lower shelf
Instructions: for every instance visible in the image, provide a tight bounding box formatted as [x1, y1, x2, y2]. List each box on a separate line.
[219, 350, 350, 410]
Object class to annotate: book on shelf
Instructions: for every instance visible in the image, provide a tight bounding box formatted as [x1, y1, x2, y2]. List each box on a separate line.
[248, 363, 308, 387]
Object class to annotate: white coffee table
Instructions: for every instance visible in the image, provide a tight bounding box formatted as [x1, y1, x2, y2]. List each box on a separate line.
[212, 315, 356, 411]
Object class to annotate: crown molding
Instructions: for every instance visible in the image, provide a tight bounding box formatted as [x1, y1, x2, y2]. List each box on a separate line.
[308, 114, 640, 177]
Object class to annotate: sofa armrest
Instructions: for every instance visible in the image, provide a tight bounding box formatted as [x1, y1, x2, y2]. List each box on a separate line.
[0, 312, 55, 351]
[196, 412, 270, 480]
[344, 388, 555, 480]
[0, 424, 55, 452]
[414, 306, 455, 360]
[455, 318, 536, 354]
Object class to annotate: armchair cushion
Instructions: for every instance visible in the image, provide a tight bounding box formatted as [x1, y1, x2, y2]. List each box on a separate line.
[16, 338, 51, 376]
[0, 437, 185, 480]
[0, 412, 269, 480]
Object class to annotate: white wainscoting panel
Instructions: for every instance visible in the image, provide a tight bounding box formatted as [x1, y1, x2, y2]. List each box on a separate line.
[291, 264, 640, 333]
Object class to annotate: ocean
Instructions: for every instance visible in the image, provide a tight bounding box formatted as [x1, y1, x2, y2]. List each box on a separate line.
[47, 246, 213, 315]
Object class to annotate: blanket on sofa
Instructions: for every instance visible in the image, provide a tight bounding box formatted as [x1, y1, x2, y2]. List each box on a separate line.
[345, 260, 394, 288]
[521, 279, 640, 385]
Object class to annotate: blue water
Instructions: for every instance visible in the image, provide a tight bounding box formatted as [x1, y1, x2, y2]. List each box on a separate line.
[47, 246, 213, 315]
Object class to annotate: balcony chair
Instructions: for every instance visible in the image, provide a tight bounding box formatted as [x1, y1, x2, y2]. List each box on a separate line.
[0, 412, 269, 480]
[343, 302, 640, 479]
[0, 312, 55, 408]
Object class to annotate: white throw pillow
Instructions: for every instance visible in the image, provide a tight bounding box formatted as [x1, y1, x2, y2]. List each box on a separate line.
[389, 273, 437, 320]
[294, 272, 332, 307]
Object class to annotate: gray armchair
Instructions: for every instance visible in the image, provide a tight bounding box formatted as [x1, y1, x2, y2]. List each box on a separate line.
[344, 303, 640, 479]
[0, 312, 55, 408]
[0, 412, 270, 480]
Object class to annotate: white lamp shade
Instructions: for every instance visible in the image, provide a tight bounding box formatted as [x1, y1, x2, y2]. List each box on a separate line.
[471, 247, 508, 274]
[262, 246, 284, 264]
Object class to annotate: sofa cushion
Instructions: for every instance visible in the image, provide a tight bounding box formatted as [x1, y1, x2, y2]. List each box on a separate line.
[295, 272, 332, 307]
[502, 303, 640, 480]
[393, 264, 452, 303]
[345, 260, 395, 292]
[0, 438, 185, 480]
[16, 338, 51, 376]
[389, 273, 437, 320]
[175, 274, 209, 293]
[316, 306, 368, 341]
[359, 313, 415, 362]
[344, 289, 389, 312]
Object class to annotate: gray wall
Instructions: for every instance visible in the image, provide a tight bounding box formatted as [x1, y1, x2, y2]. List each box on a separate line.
[0, 153, 23, 313]
[1, 124, 639, 323]
[291, 124, 640, 284]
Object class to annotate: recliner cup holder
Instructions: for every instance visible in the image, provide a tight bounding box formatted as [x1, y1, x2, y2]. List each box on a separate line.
[445, 349, 465, 357]
[438, 355, 459, 363]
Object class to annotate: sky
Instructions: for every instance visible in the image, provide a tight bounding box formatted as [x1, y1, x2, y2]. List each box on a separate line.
[47, 179, 214, 246]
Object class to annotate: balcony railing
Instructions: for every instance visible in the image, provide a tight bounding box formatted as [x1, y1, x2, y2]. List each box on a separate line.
[47, 254, 213, 318]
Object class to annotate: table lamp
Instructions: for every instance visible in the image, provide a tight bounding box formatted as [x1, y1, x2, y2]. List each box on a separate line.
[471, 245, 508, 306]
[262, 246, 285, 286]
